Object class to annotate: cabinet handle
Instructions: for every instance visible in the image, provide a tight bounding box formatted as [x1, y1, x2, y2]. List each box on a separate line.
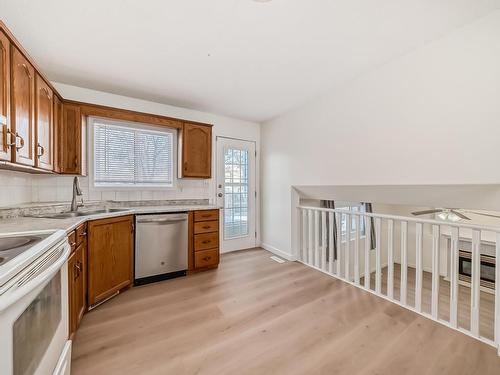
[70, 242, 76, 247]
[41, 87, 51, 99]
[202, 256, 211, 261]
[21, 63, 32, 79]
[4, 127, 16, 147]
[202, 240, 211, 244]
[15, 133, 24, 150]
[37, 143, 45, 158]
[184, 161, 188, 171]
[73, 262, 80, 280]
[202, 225, 211, 229]
[79, 231, 87, 237]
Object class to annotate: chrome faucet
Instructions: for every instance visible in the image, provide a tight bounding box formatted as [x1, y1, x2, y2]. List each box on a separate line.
[71, 176, 84, 212]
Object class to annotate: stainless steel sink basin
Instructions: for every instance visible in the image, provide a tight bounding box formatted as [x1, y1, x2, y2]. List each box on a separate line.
[33, 208, 131, 219]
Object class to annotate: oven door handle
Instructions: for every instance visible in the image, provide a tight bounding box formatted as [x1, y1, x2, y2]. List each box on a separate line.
[0, 243, 70, 312]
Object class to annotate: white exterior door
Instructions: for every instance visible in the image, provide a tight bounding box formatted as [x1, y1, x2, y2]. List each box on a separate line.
[216, 137, 256, 253]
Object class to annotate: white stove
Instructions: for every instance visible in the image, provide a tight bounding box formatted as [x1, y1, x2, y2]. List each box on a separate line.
[0, 229, 72, 375]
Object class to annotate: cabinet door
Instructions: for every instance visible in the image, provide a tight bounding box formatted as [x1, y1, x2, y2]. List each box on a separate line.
[88, 215, 133, 307]
[61, 103, 86, 175]
[53, 95, 63, 173]
[67, 250, 77, 336]
[34, 75, 54, 170]
[181, 122, 212, 178]
[74, 243, 86, 328]
[0, 30, 11, 161]
[11, 47, 35, 166]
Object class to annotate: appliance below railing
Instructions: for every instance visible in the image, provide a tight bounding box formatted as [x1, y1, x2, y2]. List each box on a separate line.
[297, 205, 500, 355]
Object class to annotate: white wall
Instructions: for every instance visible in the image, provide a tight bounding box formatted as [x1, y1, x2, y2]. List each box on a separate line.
[0, 83, 260, 207]
[261, 11, 500, 257]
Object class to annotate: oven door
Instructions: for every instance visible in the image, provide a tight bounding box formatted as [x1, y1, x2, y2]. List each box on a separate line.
[0, 240, 70, 375]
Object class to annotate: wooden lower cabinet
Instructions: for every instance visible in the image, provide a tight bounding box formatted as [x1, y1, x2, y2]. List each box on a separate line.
[87, 215, 134, 307]
[68, 238, 86, 337]
[189, 209, 220, 272]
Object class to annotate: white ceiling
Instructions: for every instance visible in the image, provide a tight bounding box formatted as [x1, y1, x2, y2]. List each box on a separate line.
[1, 0, 499, 122]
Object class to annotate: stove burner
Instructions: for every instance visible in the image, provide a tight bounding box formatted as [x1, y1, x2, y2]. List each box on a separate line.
[0, 234, 50, 267]
[0, 237, 41, 252]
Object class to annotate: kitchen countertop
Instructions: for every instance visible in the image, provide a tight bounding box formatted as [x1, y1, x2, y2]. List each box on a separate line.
[0, 204, 220, 234]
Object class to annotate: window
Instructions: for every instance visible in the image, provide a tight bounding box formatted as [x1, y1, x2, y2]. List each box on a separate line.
[338, 204, 366, 237]
[91, 118, 176, 187]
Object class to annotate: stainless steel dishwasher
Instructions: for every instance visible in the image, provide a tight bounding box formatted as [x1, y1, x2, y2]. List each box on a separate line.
[135, 213, 188, 286]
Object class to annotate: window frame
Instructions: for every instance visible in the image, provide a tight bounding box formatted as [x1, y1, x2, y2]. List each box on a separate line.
[338, 204, 367, 241]
[88, 116, 178, 191]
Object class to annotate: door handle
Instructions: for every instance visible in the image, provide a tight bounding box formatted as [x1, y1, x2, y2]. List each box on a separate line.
[218, 193, 223, 197]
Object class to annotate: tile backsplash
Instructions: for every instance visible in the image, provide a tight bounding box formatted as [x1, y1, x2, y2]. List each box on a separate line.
[0, 170, 212, 207]
[0, 170, 33, 207]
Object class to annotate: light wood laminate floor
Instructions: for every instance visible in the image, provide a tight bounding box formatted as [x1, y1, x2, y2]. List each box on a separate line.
[363, 263, 495, 340]
[72, 248, 500, 375]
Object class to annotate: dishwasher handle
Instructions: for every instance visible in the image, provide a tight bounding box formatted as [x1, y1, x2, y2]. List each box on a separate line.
[136, 215, 188, 224]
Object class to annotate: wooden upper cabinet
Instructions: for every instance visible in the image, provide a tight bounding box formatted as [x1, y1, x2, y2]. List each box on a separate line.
[34, 74, 54, 170]
[0, 30, 11, 161]
[11, 47, 35, 166]
[180, 122, 212, 178]
[60, 103, 86, 175]
[87, 215, 134, 307]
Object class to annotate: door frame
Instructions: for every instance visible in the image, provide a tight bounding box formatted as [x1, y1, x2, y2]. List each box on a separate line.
[215, 136, 258, 253]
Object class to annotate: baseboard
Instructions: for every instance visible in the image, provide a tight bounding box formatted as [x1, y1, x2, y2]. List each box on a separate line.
[261, 242, 296, 261]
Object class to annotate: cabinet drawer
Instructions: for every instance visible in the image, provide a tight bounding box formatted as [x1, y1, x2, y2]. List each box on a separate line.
[75, 223, 87, 245]
[194, 210, 219, 222]
[194, 220, 219, 234]
[194, 232, 219, 251]
[68, 231, 76, 253]
[194, 249, 219, 269]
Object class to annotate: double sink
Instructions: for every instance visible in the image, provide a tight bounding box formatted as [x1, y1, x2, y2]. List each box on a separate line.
[33, 208, 130, 219]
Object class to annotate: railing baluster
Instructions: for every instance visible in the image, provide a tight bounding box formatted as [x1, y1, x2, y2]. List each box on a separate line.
[301, 209, 307, 262]
[431, 224, 440, 320]
[308, 210, 313, 266]
[345, 213, 351, 281]
[336, 212, 342, 276]
[297, 206, 500, 353]
[450, 227, 459, 328]
[495, 233, 500, 355]
[354, 215, 360, 285]
[400, 221, 408, 305]
[471, 229, 481, 337]
[321, 211, 327, 271]
[328, 212, 334, 274]
[364, 215, 371, 290]
[375, 218, 382, 294]
[387, 219, 394, 299]
[314, 210, 320, 268]
[415, 223, 423, 312]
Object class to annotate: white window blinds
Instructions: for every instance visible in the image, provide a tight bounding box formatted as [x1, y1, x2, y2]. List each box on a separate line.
[93, 119, 175, 187]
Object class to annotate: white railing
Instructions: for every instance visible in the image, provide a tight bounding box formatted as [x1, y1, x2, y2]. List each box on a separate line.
[297, 205, 500, 355]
